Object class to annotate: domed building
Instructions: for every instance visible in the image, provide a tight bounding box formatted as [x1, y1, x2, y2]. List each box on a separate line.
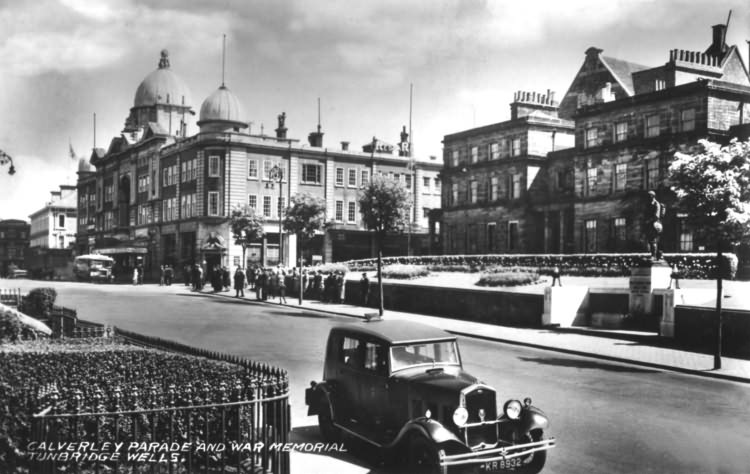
[197, 84, 247, 133]
[124, 50, 194, 137]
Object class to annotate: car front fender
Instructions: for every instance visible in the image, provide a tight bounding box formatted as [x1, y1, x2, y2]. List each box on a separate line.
[521, 405, 550, 433]
[387, 417, 466, 451]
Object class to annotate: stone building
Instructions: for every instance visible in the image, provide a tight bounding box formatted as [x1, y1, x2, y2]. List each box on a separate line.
[75, 50, 441, 282]
[439, 24, 750, 261]
[28, 185, 78, 249]
[0, 219, 30, 276]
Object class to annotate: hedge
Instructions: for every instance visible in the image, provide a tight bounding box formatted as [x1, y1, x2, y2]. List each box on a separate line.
[476, 272, 542, 287]
[381, 264, 431, 280]
[345, 253, 738, 280]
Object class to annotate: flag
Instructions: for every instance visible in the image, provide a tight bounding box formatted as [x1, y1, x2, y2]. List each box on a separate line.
[69, 142, 77, 160]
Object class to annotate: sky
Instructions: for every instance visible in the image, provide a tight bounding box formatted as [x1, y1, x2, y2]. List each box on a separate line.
[1, 0, 748, 221]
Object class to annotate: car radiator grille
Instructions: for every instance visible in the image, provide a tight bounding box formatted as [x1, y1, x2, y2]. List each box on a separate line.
[464, 387, 498, 446]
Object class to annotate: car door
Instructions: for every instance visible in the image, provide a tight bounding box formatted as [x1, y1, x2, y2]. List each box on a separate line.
[332, 335, 366, 427]
[357, 340, 391, 440]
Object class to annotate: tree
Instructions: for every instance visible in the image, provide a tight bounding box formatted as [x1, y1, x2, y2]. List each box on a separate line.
[230, 205, 265, 269]
[669, 138, 750, 369]
[358, 173, 413, 316]
[283, 193, 327, 304]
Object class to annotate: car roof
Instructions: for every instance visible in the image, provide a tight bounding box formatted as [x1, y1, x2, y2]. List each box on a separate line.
[332, 319, 455, 345]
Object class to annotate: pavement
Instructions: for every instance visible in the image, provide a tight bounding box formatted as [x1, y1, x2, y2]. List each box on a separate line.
[214, 290, 750, 384]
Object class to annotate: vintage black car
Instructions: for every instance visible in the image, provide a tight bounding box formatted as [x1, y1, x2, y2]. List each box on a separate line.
[305, 319, 555, 473]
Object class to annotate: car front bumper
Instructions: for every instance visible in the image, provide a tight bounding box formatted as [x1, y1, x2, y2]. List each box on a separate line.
[440, 437, 555, 469]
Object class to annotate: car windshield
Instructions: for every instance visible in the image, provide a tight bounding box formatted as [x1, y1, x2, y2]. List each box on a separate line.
[390, 340, 460, 372]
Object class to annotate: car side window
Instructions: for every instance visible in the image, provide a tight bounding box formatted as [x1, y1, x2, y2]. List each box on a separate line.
[363, 342, 387, 376]
[340, 336, 363, 369]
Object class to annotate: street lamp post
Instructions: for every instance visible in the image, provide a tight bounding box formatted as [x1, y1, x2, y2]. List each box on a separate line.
[268, 164, 284, 266]
[0, 150, 16, 175]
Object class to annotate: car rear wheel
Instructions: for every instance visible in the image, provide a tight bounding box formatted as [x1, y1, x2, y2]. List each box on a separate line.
[517, 430, 547, 474]
[317, 399, 340, 443]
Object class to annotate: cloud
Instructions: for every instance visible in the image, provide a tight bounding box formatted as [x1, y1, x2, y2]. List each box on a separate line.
[59, 0, 120, 21]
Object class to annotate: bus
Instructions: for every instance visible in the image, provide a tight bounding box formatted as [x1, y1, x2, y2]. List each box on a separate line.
[73, 254, 115, 282]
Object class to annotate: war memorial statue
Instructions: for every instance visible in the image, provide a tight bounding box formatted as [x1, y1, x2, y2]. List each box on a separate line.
[644, 190, 665, 260]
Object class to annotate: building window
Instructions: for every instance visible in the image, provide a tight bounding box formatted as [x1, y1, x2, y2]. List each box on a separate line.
[469, 181, 478, 203]
[347, 202, 356, 222]
[335, 167, 344, 186]
[451, 183, 458, 205]
[434, 177, 441, 194]
[301, 163, 322, 184]
[263, 196, 272, 217]
[360, 169, 370, 186]
[208, 191, 220, 216]
[677, 213, 693, 251]
[507, 221, 518, 251]
[646, 158, 660, 189]
[208, 155, 220, 177]
[190, 159, 197, 180]
[587, 167, 598, 195]
[248, 195, 257, 210]
[511, 138, 522, 157]
[335, 200, 344, 221]
[163, 167, 169, 187]
[422, 176, 430, 190]
[470, 146, 478, 163]
[585, 128, 598, 148]
[654, 79, 666, 91]
[348, 168, 357, 187]
[58, 214, 65, 228]
[614, 121, 628, 143]
[585, 219, 597, 252]
[487, 223, 496, 252]
[262, 160, 273, 180]
[508, 174, 521, 199]
[451, 150, 459, 167]
[680, 108, 695, 132]
[277, 196, 285, 217]
[490, 176, 499, 201]
[405, 174, 412, 190]
[615, 163, 627, 191]
[645, 114, 660, 138]
[612, 217, 626, 250]
[248, 159, 258, 179]
[422, 208, 430, 218]
[490, 142, 500, 160]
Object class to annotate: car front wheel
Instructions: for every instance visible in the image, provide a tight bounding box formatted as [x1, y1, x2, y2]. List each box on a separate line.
[408, 436, 445, 474]
[517, 430, 547, 474]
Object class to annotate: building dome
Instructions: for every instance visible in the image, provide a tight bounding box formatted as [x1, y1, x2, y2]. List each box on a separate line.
[133, 50, 192, 108]
[78, 158, 92, 173]
[198, 85, 245, 125]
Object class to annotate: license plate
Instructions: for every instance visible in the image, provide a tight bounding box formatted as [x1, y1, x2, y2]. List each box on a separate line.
[480, 458, 522, 472]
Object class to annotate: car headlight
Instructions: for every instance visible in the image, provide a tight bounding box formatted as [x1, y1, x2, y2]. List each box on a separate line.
[452, 407, 469, 427]
[504, 399, 523, 420]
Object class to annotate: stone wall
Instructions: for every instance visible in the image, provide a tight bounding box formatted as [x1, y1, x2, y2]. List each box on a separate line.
[674, 306, 750, 358]
[345, 280, 545, 327]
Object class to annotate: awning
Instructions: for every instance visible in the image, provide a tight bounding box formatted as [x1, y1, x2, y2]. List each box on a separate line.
[95, 247, 148, 255]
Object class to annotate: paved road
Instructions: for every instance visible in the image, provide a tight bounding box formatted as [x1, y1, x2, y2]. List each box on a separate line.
[7, 280, 750, 473]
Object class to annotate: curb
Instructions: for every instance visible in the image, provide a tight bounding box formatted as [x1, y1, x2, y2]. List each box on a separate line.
[202, 291, 750, 385]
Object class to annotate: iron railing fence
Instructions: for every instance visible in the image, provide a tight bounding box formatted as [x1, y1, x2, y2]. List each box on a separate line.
[28, 328, 291, 474]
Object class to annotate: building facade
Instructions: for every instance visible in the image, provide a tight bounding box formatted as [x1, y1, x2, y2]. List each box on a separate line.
[439, 24, 750, 259]
[75, 50, 441, 282]
[28, 185, 78, 249]
[0, 219, 30, 276]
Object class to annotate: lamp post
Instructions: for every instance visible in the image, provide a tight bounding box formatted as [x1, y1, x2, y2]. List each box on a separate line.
[0, 150, 16, 175]
[267, 164, 284, 266]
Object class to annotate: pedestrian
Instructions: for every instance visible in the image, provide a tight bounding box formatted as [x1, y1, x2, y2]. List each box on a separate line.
[132, 266, 139, 286]
[551, 266, 562, 287]
[159, 265, 165, 286]
[184, 263, 192, 287]
[211, 265, 223, 292]
[164, 265, 173, 285]
[360, 272, 370, 306]
[268, 269, 278, 301]
[222, 267, 231, 292]
[278, 270, 287, 304]
[234, 267, 246, 297]
[137, 264, 144, 285]
[197, 265, 205, 290]
[336, 271, 345, 303]
[248, 265, 257, 290]
[314, 270, 324, 301]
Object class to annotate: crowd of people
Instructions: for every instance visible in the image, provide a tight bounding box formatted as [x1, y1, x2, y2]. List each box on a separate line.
[164, 262, 366, 307]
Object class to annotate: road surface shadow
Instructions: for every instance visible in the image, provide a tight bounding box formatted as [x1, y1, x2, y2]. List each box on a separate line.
[291, 425, 386, 473]
[517, 356, 659, 373]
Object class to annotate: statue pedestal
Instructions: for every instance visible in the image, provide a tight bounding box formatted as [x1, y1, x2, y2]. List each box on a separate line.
[628, 262, 671, 315]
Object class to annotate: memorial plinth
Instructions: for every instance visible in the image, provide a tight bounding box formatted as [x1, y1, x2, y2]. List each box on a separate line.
[629, 261, 671, 315]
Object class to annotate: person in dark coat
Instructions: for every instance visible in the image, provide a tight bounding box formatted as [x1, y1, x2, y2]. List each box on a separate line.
[278, 270, 287, 304]
[222, 267, 231, 292]
[360, 272, 370, 306]
[234, 267, 246, 297]
[211, 266, 223, 292]
[164, 265, 173, 286]
[314, 270, 324, 301]
[248, 266, 257, 290]
[256, 269, 266, 300]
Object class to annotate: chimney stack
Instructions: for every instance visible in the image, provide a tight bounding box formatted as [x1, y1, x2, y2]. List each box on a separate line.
[341, 141, 349, 151]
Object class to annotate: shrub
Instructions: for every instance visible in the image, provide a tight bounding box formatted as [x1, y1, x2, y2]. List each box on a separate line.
[382, 264, 430, 279]
[476, 271, 542, 287]
[310, 263, 349, 274]
[346, 253, 738, 280]
[0, 307, 22, 343]
[18, 288, 57, 319]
